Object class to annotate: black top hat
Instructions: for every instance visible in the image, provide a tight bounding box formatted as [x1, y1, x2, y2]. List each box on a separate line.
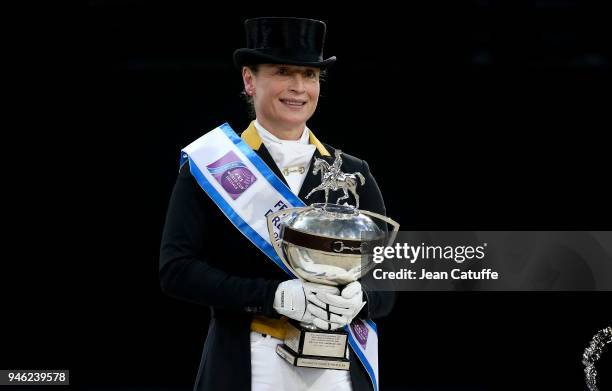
[233, 17, 336, 69]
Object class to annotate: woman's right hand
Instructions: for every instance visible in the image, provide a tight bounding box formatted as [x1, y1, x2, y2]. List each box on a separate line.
[273, 279, 339, 324]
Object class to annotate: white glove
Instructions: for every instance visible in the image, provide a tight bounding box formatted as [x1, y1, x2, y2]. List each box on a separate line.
[308, 281, 366, 330]
[273, 279, 340, 323]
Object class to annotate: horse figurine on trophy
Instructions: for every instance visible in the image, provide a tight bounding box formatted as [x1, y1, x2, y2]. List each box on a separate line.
[305, 150, 365, 209]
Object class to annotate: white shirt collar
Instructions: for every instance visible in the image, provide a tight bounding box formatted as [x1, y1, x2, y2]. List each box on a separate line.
[253, 119, 316, 195]
[254, 119, 311, 145]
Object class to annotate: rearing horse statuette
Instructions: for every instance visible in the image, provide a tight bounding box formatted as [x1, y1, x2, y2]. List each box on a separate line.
[305, 150, 366, 209]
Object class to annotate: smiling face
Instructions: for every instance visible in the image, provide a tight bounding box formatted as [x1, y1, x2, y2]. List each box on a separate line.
[242, 64, 321, 139]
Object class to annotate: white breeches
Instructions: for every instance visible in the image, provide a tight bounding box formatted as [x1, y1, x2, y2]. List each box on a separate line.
[250, 331, 353, 391]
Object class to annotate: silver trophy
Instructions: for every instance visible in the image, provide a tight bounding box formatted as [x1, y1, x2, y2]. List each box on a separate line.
[267, 150, 399, 370]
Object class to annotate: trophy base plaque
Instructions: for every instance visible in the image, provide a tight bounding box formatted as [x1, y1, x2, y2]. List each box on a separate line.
[276, 344, 350, 370]
[275, 320, 350, 371]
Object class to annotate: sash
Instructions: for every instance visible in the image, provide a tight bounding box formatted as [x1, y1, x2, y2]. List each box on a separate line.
[180, 123, 380, 391]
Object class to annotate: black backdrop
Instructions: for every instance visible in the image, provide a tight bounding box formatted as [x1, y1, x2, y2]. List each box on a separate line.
[4, 2, 611, 391]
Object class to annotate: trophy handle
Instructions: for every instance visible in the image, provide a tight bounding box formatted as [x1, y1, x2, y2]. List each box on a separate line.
[266, 206, 312, 276]
[358, 210, 400, 247]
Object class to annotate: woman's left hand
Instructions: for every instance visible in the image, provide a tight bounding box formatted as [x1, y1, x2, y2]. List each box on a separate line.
[307, 281, 366, 330]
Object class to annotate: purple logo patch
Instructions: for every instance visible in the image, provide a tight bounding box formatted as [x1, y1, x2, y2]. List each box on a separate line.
[207, 151, 257, 200]
[350, 318, 369, 349]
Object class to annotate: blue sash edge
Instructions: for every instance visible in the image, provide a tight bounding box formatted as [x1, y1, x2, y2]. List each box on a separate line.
[182, 155, 295, 277]
[348, 335, 378, 391]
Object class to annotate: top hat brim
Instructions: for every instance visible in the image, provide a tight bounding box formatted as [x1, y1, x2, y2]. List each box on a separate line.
[233, 48, 336, 69]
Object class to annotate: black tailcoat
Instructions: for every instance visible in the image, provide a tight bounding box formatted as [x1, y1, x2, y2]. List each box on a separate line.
[160, 126, 395, 391]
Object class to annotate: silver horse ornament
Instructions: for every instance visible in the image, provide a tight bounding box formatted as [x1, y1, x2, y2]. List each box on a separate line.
[305, 150, 366, 209]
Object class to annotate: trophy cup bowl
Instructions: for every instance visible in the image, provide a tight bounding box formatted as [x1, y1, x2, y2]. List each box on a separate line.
[275, 203, 387, 285]
[266, 202, 399, 370]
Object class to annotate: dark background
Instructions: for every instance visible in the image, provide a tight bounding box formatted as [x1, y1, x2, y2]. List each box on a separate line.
[3, 1, 611, 390]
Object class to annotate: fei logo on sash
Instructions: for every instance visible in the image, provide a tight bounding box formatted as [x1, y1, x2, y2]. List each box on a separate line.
[206, 151, 257, 200]
[350, 319, 369, 349]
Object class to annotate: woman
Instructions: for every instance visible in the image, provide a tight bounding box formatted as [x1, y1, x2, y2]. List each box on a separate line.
[160, 17, 394, 391]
